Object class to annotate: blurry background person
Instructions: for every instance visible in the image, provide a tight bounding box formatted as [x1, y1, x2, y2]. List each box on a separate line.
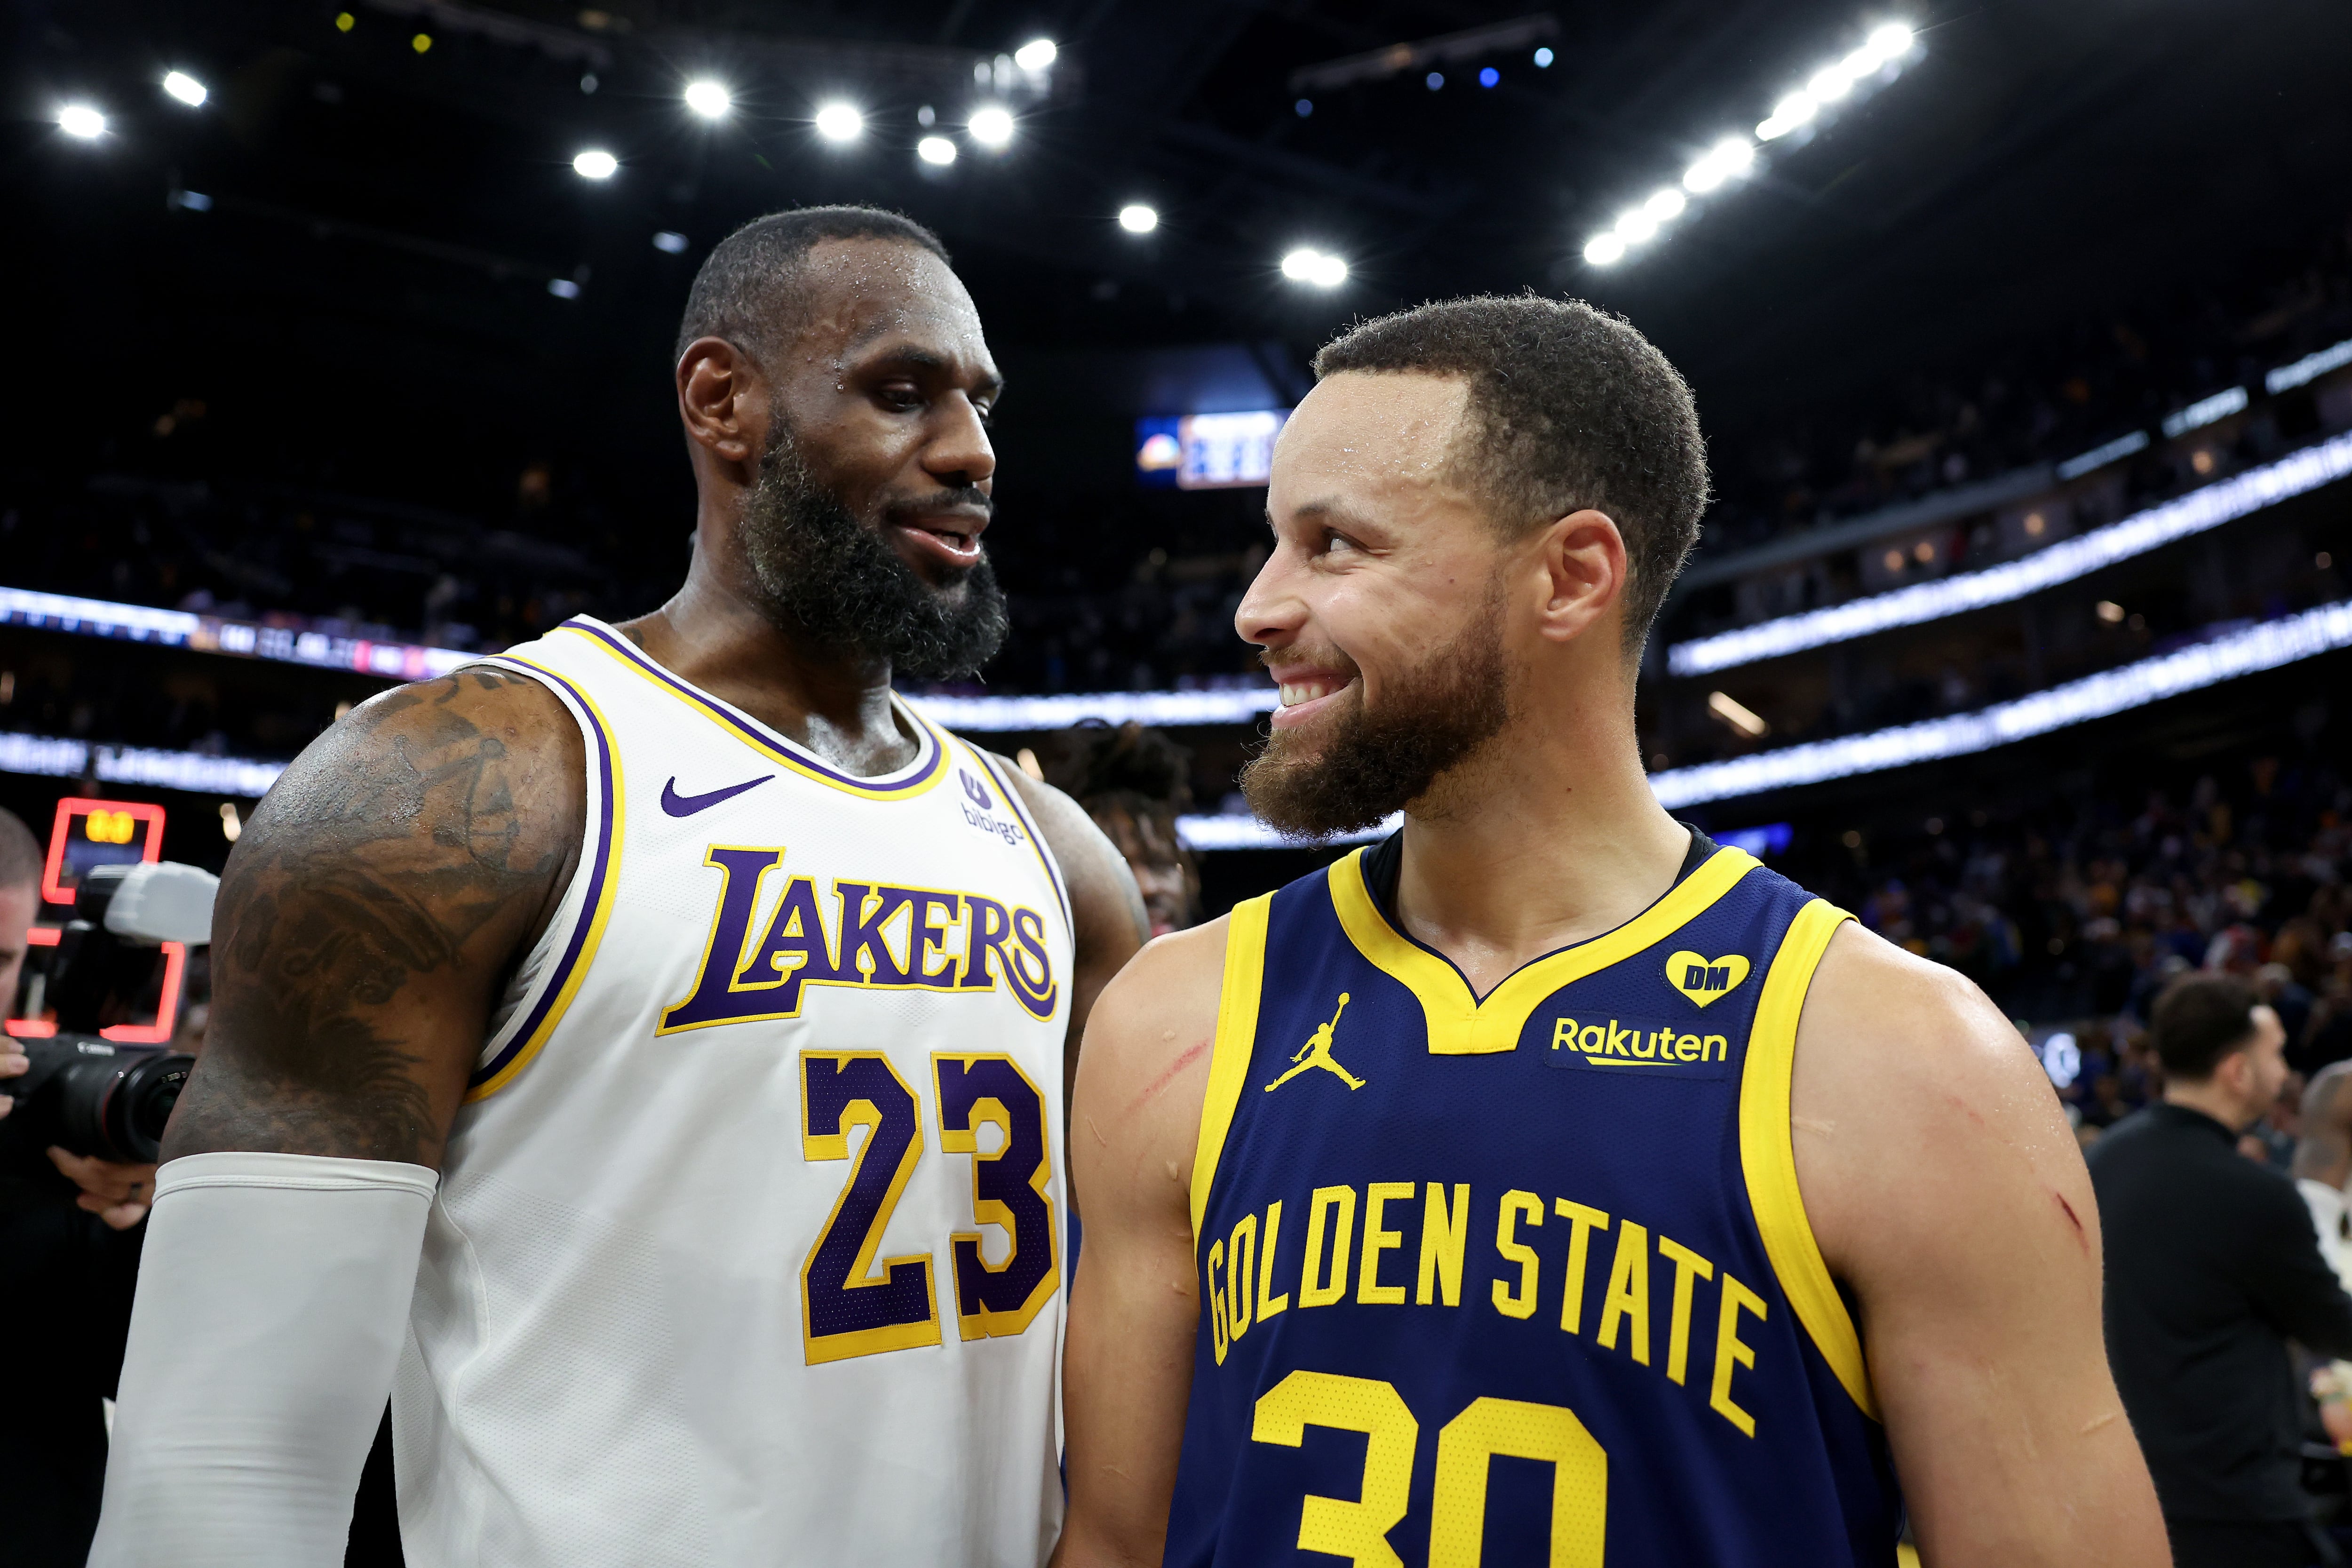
[1041, 720, 1200, 936]
[0, 803, 156, 1568]
[2299, 1062, 2352, 1287]
[2092, 972, 2352, 1567]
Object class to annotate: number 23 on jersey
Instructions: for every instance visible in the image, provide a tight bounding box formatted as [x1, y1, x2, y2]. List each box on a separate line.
[800, 1051, 1059, 1365]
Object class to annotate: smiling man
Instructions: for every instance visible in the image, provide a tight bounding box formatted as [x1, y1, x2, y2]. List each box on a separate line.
[1053, 297, 2169, 1566]
[91, 207, 1144, 1568]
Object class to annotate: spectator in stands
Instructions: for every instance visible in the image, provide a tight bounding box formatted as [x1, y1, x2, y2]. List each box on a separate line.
[2091, 972, 2352, 1568]
[1041, 720, 1200, 936]
[2295, 1061, 2352, 1287]
[0, 804, 151, 1568]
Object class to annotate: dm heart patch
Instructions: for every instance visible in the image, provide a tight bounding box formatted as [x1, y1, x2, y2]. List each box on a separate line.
[1666, 951, 1751, 1008]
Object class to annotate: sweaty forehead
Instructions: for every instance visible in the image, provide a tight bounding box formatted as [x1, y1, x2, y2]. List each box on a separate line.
[789, 237, 988, 366]
[1274, 372, 1472, 494]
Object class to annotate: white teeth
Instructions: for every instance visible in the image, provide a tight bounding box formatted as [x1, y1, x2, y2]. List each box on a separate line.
[1279, 680, 1335, 707]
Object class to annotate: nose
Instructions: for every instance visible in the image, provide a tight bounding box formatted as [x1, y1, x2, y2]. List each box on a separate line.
[924, 392, 996, 489]
[1235, 543, 1306, 649]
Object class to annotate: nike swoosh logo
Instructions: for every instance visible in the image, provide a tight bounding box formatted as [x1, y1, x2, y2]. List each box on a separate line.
[660, 774, 775, 817]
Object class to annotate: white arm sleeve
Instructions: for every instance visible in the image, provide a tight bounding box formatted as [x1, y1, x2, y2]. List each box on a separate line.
[88, 1151, 438, 1568]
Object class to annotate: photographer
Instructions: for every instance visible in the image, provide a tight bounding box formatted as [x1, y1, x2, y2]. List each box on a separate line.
[0, 804, 156, 1567]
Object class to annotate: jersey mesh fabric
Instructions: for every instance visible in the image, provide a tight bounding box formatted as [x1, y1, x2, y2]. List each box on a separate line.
[393, 618, 1073, 1568]
[1167, 848, 1901, 1566]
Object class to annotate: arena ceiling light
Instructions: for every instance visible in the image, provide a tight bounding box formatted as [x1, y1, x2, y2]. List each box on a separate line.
[814, 102, 863, 142]
[917, 135, 958, 165]
[1118, 203, 1159, 233]
[1682, 138, 1754, 193]
[968, 105, 1015, 148]
[572, 149, 618, 179]
[1013, 39, 1057, 71]
[1757, 23, 1915, 140]
[161, 71, 207, 107]
[56, 103, 106, 139]
[683, 80, 731, 119]
[1280, 248, 1349, 287]
[1584, 17, 1918, 267]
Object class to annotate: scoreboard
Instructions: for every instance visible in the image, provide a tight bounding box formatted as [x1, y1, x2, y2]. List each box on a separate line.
[5, 796, 186, 1043]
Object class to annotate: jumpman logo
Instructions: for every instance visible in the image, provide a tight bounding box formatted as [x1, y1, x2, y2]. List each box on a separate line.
[1263, 994, 1365, 1093]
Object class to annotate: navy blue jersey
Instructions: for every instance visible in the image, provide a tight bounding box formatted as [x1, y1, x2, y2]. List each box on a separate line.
[1166, 834, 1902, 1566]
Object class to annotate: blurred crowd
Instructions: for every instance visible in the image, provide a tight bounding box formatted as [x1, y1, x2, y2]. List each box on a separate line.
[1796, 744, 2352, 1151]
[1702, 208, 2352, 554]
[7, 215, 2347, 702]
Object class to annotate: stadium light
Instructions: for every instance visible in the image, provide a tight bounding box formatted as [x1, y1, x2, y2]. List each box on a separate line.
[684, 80, 731, 119]
[1589, 17, 1922, 268]
[1013, 39, 1057, 71]
[1683, 138, 1754, 192]
[917, 135, 957, 165]
[162, 71, 207, 107]
[56, 104, 106, 139]
[814, 103, 863, 142]
[968, 105, 1014, 147]
[1865, 23, 1916, 59]
[572, 149, 618, 179]
[1757, 91, 1817, 140]
[1118, 204, 1158, 233]
[652, 231, 689, 254]
[1281, 248, 1347, 287]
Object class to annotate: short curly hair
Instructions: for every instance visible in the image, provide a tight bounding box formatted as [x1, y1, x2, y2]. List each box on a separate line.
[1312, 294, 1709, 653]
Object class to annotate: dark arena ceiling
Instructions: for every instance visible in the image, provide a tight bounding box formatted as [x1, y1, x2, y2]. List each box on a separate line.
[10, 0, 2352, 571]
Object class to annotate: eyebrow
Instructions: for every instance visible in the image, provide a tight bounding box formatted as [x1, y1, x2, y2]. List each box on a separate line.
[1284, 496, 1384, 534]
[851, 337, 1004, 399]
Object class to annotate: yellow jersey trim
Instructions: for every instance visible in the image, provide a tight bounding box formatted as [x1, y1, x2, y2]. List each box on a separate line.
[558, 621, 947, 802]
[466, 654, 626, 1101]
[1327, 844, 1761, 1055]
[1738, 898, 1875, 1419]
[1192, 894, 1273, 1243]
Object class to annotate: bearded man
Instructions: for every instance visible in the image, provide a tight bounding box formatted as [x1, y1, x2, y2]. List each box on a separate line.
[91, 207, 1145, 1568]
[1051, 296, 2169, 1567]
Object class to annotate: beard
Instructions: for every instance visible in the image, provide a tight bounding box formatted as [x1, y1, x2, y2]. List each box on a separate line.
[1239, 585, 1515, 840]
[737, 419, 1010, 680]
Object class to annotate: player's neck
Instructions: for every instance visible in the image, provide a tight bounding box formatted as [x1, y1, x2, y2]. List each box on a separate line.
[624, 561, 919, 778]
[1391, 689, 1688, 997]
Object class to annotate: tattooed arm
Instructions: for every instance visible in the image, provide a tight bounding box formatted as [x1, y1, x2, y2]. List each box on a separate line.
[164, 668, 585, 1169]
[87, 669, 586, 1567]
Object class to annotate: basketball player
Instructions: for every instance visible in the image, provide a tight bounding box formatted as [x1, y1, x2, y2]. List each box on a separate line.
[1052, 298, 2169, 1565]
[90, 207, 1145, 1567]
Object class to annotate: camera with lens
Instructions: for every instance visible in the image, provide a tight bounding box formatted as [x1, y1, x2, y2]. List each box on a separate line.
[2, 861, 213, 1169]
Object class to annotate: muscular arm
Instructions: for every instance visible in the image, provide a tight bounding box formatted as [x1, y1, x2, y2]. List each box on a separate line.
[165, 669, 584, 1169]
[1000, 764, 1150, 1128]
[1052, 921, 1227, 1568]
[1796, 924, 2168, 1567]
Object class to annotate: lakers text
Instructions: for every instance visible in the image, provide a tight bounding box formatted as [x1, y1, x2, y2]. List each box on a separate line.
[662, 844, 1059, 1031]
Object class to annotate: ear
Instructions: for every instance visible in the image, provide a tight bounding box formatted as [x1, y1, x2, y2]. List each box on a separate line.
[1531, 508, 1630, 647]
[676, 336, 768, 472]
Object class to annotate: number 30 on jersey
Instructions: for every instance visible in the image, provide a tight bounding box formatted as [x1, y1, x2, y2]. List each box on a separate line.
[799, 1051, 1058, 1365]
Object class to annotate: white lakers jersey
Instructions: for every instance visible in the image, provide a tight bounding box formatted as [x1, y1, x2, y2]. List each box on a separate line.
[391, 616, 1073, 1568]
